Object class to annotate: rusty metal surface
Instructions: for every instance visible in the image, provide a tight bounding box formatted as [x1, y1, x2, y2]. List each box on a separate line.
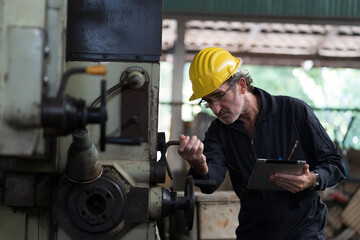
[195, 191, 240, 240]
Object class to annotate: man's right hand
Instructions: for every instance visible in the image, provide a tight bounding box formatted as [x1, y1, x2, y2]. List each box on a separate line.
[178, 134, 208, 176]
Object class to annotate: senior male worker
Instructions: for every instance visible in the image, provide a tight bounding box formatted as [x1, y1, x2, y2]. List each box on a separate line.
[178, 47, 346, 240]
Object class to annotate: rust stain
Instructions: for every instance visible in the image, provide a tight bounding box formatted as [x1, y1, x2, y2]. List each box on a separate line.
[229, 208, 233, 213]
[218, 218, 229, 229]
[224, 218, 229, 228]
[231, 195, 238, 200]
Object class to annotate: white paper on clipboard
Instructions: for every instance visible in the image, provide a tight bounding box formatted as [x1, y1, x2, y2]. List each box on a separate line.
[247, 159, 306, 190]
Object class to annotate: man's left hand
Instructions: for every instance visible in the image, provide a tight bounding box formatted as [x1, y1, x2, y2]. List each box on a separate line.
[269, 164, 315, 193]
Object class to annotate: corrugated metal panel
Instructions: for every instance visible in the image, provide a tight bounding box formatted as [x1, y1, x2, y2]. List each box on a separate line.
[164, 0, 360, 20]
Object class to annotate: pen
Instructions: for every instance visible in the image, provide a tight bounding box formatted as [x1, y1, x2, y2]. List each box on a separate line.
[287, 140, 299, 161]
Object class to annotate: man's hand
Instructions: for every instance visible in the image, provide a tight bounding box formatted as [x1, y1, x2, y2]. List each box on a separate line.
[269, 164, 315, 193]
[178, 134, 208, 176]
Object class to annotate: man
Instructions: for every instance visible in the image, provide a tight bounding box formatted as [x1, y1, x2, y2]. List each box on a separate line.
[178, 47, 346, 240]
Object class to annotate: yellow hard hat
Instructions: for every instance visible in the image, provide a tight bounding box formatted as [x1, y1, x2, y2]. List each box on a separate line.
[188, 47, 242, 101]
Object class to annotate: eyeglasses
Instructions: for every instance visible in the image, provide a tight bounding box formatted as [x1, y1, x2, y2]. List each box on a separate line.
[199, 83, 234, 108]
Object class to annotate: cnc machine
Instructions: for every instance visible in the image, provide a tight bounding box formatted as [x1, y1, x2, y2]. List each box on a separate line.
[0, 1, 194, 239]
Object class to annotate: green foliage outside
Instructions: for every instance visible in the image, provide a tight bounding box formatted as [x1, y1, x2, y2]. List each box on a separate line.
[244, 65, 360, 152]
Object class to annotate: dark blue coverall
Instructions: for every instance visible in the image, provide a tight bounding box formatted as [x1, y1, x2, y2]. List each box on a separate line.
[190, 88, 346, 240]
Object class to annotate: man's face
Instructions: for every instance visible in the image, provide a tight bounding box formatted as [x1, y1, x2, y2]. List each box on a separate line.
[202, 81, 244, 124]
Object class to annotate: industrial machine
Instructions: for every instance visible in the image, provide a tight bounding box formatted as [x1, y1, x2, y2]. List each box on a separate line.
[0, 0, 195, 239]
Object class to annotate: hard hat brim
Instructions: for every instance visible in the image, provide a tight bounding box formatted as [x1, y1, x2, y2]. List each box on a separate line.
[188, 57, 242, 101]
[189, 93, 198, 101]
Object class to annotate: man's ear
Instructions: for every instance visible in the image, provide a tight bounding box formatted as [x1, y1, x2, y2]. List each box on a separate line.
[238, 78, 246, 94]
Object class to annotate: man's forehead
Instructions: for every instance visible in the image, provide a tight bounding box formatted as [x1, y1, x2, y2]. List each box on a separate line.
[203, 83, 228, 99]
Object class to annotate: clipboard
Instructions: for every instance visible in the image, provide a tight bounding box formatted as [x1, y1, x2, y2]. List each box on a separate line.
[247, 159, 306, 190]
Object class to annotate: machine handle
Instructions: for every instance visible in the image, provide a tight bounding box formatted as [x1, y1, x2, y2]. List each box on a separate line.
[160, 140, 181, 180]
[57, 65, 107, 98]
[86, 65, 107, 75]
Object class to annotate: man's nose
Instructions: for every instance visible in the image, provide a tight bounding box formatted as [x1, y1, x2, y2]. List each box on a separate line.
[210, 101, 221, 114]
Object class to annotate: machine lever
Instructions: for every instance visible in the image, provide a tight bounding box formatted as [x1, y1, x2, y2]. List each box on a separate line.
[57, 65, 106, 98]
[160, 140, 180, 180]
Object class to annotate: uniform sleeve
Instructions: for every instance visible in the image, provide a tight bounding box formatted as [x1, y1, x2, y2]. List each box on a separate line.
[188, 119, 228, 194]
[296, 101, 346, 190]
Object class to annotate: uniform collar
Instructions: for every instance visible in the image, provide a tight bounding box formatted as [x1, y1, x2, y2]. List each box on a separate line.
[254, 87, 278, 123]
